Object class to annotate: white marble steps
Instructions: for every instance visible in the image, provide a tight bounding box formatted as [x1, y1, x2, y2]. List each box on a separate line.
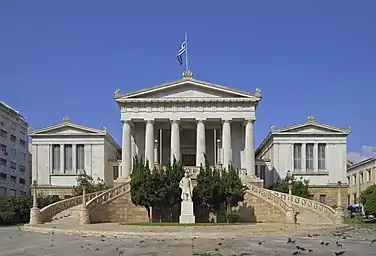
[296, 207, 333, 224]
[49, 205, 82, 225]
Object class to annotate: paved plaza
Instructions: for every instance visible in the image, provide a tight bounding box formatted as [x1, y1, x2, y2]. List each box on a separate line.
[1, 224, 376, 255]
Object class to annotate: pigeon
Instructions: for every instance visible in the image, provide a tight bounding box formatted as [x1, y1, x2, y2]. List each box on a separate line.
[371, 239, 376, 243]
[308, 234, 313, 238]
[336, 241, 343, 247]
[334, 251, 346, 256]
[287, 238, 296, 244]
[292, 251, 301, 255]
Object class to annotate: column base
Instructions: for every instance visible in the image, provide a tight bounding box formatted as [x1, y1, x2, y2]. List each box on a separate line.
[334, 207, 345, 224]
[79, 207, 90, 225]
[29, 207, 42, 225]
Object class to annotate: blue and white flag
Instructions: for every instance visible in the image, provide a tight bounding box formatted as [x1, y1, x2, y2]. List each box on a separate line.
[177, 40, 186, 65]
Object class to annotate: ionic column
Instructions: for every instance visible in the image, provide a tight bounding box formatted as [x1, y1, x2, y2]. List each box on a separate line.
[245, 120, 255, 176]
[313, 143, 318, 171]
[170, 120, 180, 162]
[122, 120, 132, 178]
[145, 120, 154, 170]
[196, 119, 206, 166]
[72, 144, 77, 172]
[222, 120, 232, 169]
[301, 143, 306, 171]
[60, 144, 64, 172]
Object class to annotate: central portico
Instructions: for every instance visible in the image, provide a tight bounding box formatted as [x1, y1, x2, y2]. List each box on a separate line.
[115, 71, 261, 178]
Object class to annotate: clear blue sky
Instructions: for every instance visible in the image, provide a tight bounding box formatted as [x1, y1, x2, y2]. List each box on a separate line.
[1, 1, 375, 162]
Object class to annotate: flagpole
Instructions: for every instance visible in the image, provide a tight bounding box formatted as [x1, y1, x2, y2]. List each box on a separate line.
[185, 32, 189, 71]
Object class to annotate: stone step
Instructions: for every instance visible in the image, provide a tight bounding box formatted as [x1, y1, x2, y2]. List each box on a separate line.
[49, 205, 82, 224]
[296, 207, 332, 224]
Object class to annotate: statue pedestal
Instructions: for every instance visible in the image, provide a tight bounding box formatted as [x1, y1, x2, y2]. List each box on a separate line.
[179, 201, 195, 224]
[29, 207, 42, 225]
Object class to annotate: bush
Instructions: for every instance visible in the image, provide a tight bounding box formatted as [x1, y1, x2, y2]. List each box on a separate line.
[226, 212, 240, 223]
[72, 171, 108, 196]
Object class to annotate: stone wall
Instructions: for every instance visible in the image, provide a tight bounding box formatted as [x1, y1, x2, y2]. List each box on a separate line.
[237, 192, 285, 223]
[90, 191, 149, 223]
[308, 185, 348, 208]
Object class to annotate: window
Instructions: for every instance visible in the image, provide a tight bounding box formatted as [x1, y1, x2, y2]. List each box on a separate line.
[10, 148, 16, 157]
[347, 176, 350, 185]
[255, 166, 259, 177]
[10, 175, 16, 183]
[318, 143, 326, 170]
[319, 195, 327, 204]
[20, 191, 26, 196]
[260, 165, 266, 180]
[10, 135, 16, 142]
[0, 173, 7, 180]
[113, 166, 119, 180]
[52, 145, 60, 170]
[0, 144, 6, 153]
[0, 187, 6, 196]
[19, 178, 25, 185]
[306, 144, 314, 170]
[360, 172, 364, 184]
[354, 194, 357, 204]
[9, 189, 16, 196]
[19, 139, 26, 147]
[76, 145, 85, 170]
[353, 175, 357, 185]
[10, 161, 16, 170]
[19, 165, 25, 173]
[20, 130, 25, 136]
[293, 144, 302, 170]
[367, 169, 372, 182]
[348, 194, 350, 205]
[19, 152, 26, 160]
[64, 145, 73, 171]
[0, 129, 7, 138]
[0, 158, 6, 167]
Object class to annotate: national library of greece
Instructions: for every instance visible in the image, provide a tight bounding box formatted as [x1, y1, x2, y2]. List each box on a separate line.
[30, 70, 350, 213]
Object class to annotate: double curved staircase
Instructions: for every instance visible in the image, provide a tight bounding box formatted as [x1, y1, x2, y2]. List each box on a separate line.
[37, 180, 339, 225]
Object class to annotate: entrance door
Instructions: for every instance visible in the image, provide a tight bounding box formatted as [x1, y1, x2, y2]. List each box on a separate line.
[182, 154, 196, 166]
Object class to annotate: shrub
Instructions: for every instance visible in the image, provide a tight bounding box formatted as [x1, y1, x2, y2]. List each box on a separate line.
[226, 212, 240, 223]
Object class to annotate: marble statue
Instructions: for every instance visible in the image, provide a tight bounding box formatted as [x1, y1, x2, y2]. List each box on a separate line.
[179, 171, 193, 202]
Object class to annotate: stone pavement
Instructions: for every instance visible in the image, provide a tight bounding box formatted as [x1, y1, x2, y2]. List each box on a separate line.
[1, 224, 375, 255]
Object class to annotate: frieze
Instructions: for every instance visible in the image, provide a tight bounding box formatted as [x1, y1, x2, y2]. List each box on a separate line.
[122, 101, 255, 113]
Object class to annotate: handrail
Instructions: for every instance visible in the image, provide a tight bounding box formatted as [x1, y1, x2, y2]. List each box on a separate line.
[86, 182, 131, 212]
[39, 190, 106, 223]
[246, 184, 290, 213]
[269, 189, 336, 220]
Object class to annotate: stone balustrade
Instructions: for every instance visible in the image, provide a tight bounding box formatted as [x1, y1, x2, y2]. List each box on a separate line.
[39, 191, 105, 223]
[86, 182, 131, 213]
[270, 189, 336, 220]
[246, 184, 290, 213]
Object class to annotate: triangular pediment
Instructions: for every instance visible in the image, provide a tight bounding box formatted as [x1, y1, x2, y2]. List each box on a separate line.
[115, 78, 260, 101]
[29, 123, 105, 136]
[272, 122, 351, 135]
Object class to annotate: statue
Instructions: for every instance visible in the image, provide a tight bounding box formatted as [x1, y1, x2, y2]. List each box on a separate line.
[179, 171, 193, 202]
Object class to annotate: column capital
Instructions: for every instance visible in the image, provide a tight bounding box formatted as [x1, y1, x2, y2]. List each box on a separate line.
[196, 118, 206, 123]
[244, 119, 255, 124]
[170, 119, 180, 124]
[145, 119, 155, 124]
[121, 119, 132, 124]
[221, 119, 232, 124]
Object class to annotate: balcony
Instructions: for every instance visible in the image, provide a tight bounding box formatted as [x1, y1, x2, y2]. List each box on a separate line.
[293, 169, 329, 176]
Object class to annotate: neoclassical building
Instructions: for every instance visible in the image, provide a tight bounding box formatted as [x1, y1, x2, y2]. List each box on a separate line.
[115, 70, 261, 179]
[29, 117, 121, 197]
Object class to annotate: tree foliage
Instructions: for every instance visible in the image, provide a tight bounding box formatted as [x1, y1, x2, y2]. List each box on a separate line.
[72, 171, 108, 196]
[360, 185, 376, 215]
[130, 155, 154, 221]
[221, 165, 247, 212]
[269, 176, 312, 199]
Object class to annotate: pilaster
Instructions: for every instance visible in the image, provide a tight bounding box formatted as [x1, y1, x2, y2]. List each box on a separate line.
[222, 119, 232, 169]
[196, 119, 206, 166]
[145, 119, 155, 170]
[60, 144, 64, 173]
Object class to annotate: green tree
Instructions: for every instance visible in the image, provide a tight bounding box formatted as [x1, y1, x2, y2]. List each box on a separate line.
[269, 176, 312, 199]
[221, 165, 247, 214]
[130, 155, 154, 221]
[72, 171, 107, 196]
[360, 185, 376, 215]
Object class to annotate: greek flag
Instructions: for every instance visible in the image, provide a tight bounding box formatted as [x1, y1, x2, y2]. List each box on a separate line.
[177, 40, 186, 65]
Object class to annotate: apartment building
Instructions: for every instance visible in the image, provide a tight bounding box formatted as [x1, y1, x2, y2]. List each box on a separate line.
[0, 101, 30, 196]
[347, 156, 376, 205]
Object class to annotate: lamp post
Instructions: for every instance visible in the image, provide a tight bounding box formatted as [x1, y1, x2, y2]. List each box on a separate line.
[285, 170, 295, 224]
[216, 139, 221, 165]
[154, 139, 159, 166]
[79, 185, 90, 224]
[334, 180, 345, 224]
[29, 179, 42, 225]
